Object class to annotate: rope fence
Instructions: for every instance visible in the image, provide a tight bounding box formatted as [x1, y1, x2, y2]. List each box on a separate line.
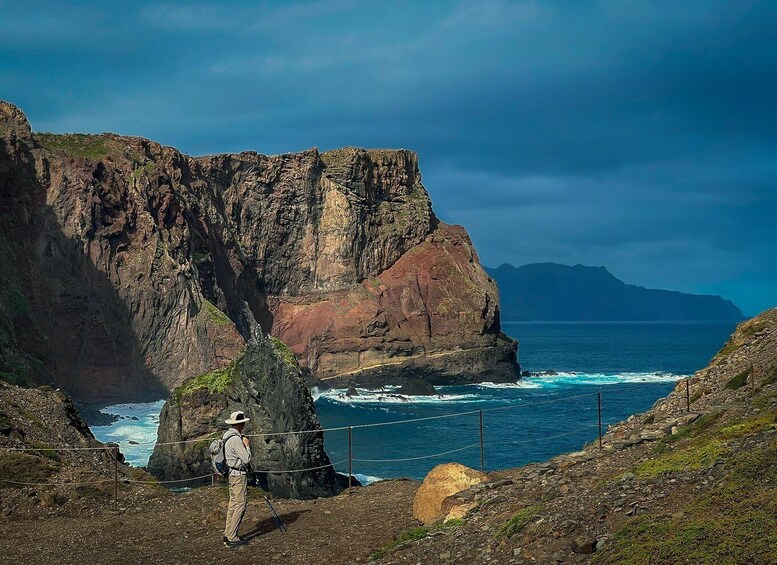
[0, 378, 692, 499]
[352, 443, 480, 463]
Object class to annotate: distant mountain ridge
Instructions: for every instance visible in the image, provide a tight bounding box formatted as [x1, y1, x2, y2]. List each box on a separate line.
[486, 263, 744, 321]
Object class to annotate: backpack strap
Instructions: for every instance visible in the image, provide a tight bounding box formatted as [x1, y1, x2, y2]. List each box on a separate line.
[221, 429, 246, 473]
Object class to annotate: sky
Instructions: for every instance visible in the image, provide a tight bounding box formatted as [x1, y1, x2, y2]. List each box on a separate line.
[1, 1, 775, 315]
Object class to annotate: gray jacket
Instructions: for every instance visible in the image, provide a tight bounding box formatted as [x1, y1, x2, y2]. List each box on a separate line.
[222, 428, 251, 476]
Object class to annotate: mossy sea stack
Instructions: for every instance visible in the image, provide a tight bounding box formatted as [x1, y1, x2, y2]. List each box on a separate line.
[147, 332, 339, 499]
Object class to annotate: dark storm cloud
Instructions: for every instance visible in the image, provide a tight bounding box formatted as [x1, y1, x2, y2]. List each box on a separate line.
[1, 0, 775, 314]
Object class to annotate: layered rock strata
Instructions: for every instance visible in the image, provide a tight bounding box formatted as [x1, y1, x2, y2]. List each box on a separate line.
[0, 101, 518, 404]
[147, 334, 338, 499]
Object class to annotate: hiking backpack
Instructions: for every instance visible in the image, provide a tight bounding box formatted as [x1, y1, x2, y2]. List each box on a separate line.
[209, 432, 237, 478]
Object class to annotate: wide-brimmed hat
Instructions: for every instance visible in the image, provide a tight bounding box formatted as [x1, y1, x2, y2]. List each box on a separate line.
[225, 411, 250, 425]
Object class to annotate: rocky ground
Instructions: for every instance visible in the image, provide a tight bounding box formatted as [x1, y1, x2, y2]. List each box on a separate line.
[0, 480, 418, 565]
[1, 309, 775, 564]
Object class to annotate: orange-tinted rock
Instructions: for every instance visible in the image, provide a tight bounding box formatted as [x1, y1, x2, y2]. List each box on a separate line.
[413, 463, 487, 523]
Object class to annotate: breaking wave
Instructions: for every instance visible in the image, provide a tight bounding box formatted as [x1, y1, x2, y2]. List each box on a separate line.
[91, 400, 165, 467]
[313, 372, 686, 406]
[313, 385, 485, 405]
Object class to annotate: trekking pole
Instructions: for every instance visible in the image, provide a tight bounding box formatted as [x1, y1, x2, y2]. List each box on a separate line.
[479, 410, 485, 473]
[597, 392, 603, 449]
[348, 426, 353, 494]
[263, 495, 286, 533]
[685, 379, 690, 413]
[114, 445, 119, 505]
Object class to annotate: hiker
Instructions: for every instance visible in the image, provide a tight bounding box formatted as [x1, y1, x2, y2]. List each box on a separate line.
[222, 410, 252, 548]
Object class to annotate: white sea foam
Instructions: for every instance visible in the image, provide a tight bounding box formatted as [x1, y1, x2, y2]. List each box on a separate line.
[353, 473, 383, 485]
[91, 400, 165, 467]
[522, 372, 687, 388]
[315, 387, 484, 405]
[474, 381, 542, 389]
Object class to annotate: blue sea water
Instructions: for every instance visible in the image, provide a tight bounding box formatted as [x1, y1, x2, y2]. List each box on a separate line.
[315, 321, 738, 481]
[93, 321, 737, 480]
[91, 400, 165, 467]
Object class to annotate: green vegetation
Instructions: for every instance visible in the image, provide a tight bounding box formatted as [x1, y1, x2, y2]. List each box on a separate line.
[407, 184, 427, 203]
[4, 288, 30, 318]
[35, 133, 107, 161]
[603, 406, 777, 560]
[596, 438, 777, 565]
[172, 358, 241, 404]
[26, 442, 62, 462]
[724, 367, 751, 390]
[719, 413, 777, 439]
[714, 319, 767, 362]
[201, 299, 231, 326]
[763, 365, 777, 386]
[129, 161, 156, 180]
[270, 336, 299, 370]
[651, 411, 724, 455]
[495, 505, 542, 538]
[633, 440, 725, 479]
[369, 519, 465, 560]
[714, 341, 738, 361]
[753, 389, 777, 409]
[0, 372, 22, 386]
[0, 452, 60, 488]
[0, 355, 44, 387]
[192, 250, 209, 263]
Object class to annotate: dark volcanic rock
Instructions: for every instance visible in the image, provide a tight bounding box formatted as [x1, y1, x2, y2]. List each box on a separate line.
[75, 403, 121, 427]
[396, 379, 437, 396]
[147, 333, 339, 499]
[0, 101, 519, 403]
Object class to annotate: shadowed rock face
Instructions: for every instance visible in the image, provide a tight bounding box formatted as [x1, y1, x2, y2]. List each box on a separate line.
[147, 334, 339, 499]
[0, 101, 518, 405]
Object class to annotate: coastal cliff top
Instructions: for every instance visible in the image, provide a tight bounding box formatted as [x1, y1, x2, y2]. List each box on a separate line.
[1, 308, 774, 563]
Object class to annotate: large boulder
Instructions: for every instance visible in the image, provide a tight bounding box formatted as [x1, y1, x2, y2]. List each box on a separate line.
[397, 379, 437, 396]
[412, 463, 487, 523]
[147, 333, 339, 499]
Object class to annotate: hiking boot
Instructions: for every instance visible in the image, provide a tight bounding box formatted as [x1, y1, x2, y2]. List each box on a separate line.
[224, 538, 247, 549]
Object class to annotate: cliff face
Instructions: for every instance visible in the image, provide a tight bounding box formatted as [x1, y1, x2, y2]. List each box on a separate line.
[0, 101, 518, 404]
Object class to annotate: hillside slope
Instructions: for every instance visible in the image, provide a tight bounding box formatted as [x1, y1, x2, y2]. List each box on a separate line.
[376, 308, 776, 564]
[488, 263, 744, 321]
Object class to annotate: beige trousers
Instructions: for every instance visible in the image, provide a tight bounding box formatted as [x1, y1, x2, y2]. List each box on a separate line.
[224, 474, 248, 541]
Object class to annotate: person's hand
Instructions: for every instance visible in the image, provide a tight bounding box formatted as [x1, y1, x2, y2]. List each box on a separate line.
[242, 436, 250, 448]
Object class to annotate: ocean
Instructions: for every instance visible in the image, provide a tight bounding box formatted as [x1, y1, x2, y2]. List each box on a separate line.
[92, 321, 738, 483]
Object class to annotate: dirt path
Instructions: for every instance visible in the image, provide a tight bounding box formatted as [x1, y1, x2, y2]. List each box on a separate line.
[0, 480, 418, 565]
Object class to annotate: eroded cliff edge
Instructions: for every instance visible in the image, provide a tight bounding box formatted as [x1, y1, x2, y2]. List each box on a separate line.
[0, 101, 518, 404]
